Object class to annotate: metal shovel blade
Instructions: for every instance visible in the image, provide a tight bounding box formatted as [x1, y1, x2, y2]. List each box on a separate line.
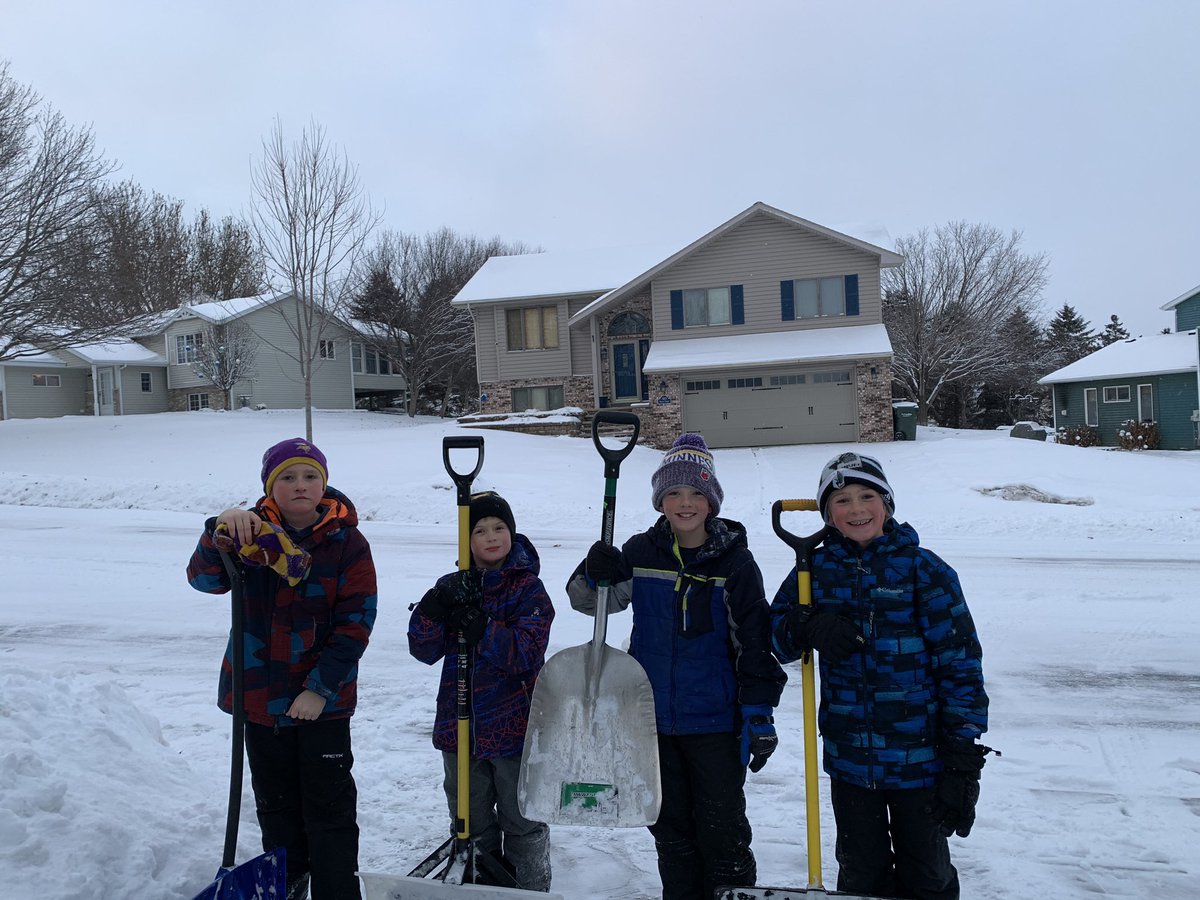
[518, 642, 661, 827]
[358, 872, 564, 900]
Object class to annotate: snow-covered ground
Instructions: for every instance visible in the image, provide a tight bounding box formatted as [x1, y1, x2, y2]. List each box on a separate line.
[1, 409, 1197, 899]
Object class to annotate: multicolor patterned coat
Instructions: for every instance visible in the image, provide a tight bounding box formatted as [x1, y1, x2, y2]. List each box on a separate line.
[186, 487, 378, 727]
[770, 521, 988, 789]
[566, 516, 787, 735]
[408, 533, 554, 759]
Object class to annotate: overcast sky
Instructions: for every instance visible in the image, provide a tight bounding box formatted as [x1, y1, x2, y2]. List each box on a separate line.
[5, 0, 1197, 336]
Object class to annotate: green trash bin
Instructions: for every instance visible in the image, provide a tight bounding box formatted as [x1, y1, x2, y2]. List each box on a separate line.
[892, 401, 918, 441]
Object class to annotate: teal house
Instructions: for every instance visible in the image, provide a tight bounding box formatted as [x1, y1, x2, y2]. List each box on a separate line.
[1039, 285, 1200, 450]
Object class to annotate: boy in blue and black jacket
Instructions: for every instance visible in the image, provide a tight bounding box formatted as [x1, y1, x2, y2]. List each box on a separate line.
[567, 433, 786, 900]
[770, 452, 991, 900]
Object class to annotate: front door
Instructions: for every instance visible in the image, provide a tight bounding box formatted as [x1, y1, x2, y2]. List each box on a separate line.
[612, 341, 640, 401]
[97, 369, 114, 416]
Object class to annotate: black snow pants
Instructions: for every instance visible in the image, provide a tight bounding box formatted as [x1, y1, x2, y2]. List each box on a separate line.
[648, 732, 755, 900]
[830, 779, 959, 900]
[245, 718, 360, 900]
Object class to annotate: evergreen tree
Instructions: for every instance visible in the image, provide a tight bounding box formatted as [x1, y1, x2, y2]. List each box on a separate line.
[1044, 303, 1098, 367]
[1100, 314, 1130, 346]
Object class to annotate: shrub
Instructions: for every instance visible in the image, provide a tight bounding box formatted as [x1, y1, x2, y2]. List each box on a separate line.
[1057, 424, 1100, 447]
[1117, 419, 1160, 451]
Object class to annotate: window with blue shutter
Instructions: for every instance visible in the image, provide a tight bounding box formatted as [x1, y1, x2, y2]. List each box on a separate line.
[731, 285, 744, 325]
[780, 280, 795, 321]
[670, 290, 683, 330]
[845, 273, 859, 316]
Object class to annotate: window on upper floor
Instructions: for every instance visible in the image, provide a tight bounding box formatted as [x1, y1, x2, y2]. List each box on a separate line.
[175, 332, 203, 364]
[781, 274, 859, 321]
[683, 287, 731, 327]
[319, 339, 336, 360]
[351, 342, 394, 375]
[506, 306, 559, 351]
[794, 277, 845, 318]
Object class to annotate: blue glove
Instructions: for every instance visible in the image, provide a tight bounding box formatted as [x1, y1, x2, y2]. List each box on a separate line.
[739, 704, 777, 773]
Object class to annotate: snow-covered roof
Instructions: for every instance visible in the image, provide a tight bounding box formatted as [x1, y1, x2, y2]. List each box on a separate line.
[1038, 330, 1199, 384]
[61, 340, 167, 366]
[1161, 283, 1200, 311]
[186, 293, 277, 324]
[453, 202, 902, 314]
[2, 345, 69, 367]
[453, 242, 681, 304]
[642, 323, 893, 375]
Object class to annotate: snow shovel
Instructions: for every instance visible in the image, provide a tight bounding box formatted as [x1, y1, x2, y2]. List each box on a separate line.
[517, 410, 661, 828]
[191, 552, 287, 900]
[715, 501, 883, 900]
[361, 437, 562, 899]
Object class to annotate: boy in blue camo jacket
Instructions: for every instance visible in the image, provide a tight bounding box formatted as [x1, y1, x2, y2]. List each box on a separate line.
[770, 452, 992, 900]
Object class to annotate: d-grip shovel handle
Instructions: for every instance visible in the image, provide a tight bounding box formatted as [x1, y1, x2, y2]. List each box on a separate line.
[443, 435, 485, 508]
[771, 498, 827, 576]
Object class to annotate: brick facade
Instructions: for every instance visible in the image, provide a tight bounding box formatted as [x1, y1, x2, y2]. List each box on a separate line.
[854, 357, 894, 442]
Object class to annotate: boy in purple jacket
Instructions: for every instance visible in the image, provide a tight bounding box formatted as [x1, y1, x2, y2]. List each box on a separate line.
[408, 491, 555, 891]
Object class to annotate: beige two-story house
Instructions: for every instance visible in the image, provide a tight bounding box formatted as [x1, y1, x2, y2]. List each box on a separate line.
[453, 202, 902, 449]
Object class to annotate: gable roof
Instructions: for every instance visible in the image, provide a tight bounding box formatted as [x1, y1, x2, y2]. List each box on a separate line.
[132, 293, 286, 336]
[451, 202, 902, 322]
[1161, 283, 1200, 311]
[1038, 330, 1199, 384]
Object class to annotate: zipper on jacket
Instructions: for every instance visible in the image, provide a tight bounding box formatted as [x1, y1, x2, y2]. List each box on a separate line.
[856, 557, 878, 790]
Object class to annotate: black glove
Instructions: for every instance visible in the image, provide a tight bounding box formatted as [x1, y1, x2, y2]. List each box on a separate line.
[448, 604, 487, 645]
[929, 743, 991, 838]
[418, 569, 482, 623]
[739, 705, 778, 773]
[804, 610, 865, 661]
[585, 541, 623, 584]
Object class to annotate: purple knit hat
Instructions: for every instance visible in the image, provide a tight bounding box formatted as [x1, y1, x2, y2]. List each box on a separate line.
[651, 432, 723, 516]
[261, 438, 328, 494]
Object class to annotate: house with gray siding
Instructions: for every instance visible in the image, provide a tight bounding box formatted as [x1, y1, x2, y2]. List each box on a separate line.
[0, 292, 406, 419]
[1039, 285, 1200, 450]
[452, 201, 902, 449]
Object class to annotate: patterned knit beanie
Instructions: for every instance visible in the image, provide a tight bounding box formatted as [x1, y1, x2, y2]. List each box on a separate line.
[261, 438, 328, 495]
[651, 432, 723, 516]
[469, 491, 516, 535]
[817, 451, 894, 523]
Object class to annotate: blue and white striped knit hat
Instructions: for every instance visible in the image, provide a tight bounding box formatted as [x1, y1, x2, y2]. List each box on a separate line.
[817, 451, 894, 523]
[651, 432, 723, 516]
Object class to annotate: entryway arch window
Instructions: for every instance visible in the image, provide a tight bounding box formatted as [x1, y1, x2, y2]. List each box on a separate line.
[607, 312, 650, 335]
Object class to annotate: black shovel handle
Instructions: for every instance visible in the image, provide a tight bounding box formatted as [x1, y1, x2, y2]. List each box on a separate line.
[218, 550, 245, 871]
[443, 435, 485, 506]
[771, 499, 828, 574]
[592, 411, 639, 548]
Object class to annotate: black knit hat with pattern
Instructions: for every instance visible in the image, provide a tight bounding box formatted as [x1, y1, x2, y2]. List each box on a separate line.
[817, 451, 895, 523]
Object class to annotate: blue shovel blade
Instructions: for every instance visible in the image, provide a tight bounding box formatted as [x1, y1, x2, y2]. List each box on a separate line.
[191, 848, 287, 900]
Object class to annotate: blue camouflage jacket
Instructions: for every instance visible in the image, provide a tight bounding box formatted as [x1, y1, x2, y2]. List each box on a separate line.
[568, 516, 786, 735]
[770, 521, 988, 789]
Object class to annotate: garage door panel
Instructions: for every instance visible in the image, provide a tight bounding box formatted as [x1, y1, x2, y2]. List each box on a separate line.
[682, 369, 857, 448]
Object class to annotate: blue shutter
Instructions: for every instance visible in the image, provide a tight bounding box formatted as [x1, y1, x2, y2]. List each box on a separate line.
[845, 274, 859, 316]
[780, 280, 795, 321]
[731, 285, 744, 325]
[670, 290, 683, 330]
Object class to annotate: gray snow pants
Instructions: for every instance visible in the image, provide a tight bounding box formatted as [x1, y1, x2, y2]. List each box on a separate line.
[441, 751, 552, 892]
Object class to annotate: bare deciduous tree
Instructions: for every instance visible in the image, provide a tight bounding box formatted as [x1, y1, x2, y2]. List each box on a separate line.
[0, 62, 118, 361]
[882, 221, 1049, 423]
[348, 228, 532, 417]
[191, 321, 258, 410]
[250, 119, 378, 439]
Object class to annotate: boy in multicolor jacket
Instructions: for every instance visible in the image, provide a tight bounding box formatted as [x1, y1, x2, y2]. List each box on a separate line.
[187, 437, 378, 900]
[770, 452, 991, 900]
[408, 491, 554, 892]
[568, 433, 787, 900]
